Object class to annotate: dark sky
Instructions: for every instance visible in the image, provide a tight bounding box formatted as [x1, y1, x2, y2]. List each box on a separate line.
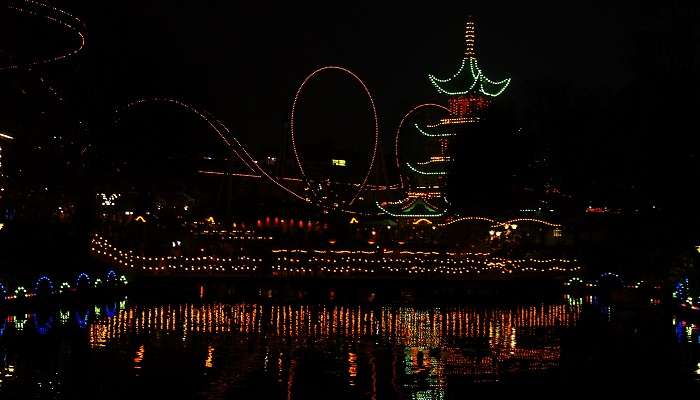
[4, 1, 700, 210]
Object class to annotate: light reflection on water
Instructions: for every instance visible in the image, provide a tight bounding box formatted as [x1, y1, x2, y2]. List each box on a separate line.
[88, 303, 579, 346]
[673, 316, 700, 383]
[2, 295, 694, 397]
[96, 302, 580, 394]
[0, 298, 585, 398]
[675, 316, 700, 345]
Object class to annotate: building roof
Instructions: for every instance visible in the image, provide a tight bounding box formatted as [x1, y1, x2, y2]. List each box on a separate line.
[376, 198, 446, 218]
[428, 57, 510, 97]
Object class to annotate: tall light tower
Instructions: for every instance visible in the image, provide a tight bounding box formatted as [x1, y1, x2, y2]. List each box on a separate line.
[378, 17, 511, 223]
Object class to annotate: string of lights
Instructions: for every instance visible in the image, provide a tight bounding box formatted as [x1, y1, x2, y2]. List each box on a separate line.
[437, 216, 560, 228]
[3, 0, 86, 71]
[115, 98, 311, 204]
[428, 57, 510, 97]
[413, 123, 456, 137]
[90, 235, 262, 274]
[416, 157, 451, 165]
[116, 97, 386, 217]
[376, 201, 446, 218]
[270, 250, 580, 277]
[405, 162, 447, 175]
[0, 270, 127, 302]
[426, 117, 479, 127]
[290, 66, 379, 206]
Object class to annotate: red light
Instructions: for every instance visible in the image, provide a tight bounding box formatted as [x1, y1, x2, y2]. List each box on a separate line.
[448, 95, 490, 118]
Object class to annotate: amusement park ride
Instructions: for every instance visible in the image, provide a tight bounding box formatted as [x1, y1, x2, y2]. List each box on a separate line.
[2, 1, 579, 289]
[0, 0, 564, 235]
[378, 16, 511, 225]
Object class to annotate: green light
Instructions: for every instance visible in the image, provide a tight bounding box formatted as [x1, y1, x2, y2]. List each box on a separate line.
[376, 201, 446, 218]
[428, 57, 510, 97]
[406, 162, 447, 175]
[414, 123, 456, 137]
[15, 286, 27, 298]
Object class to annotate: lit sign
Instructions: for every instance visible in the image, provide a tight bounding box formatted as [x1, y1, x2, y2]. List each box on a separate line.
[332, 159, 346, 167]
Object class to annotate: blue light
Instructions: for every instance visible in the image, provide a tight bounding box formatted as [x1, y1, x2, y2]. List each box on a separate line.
[76, 272, 91, 287]
[75, 310, 90, 329]
[104, 303, 117, 318]
[33, 314, 54, 336]
[106, 270, 118, 282]
[33, 275, 54, 294]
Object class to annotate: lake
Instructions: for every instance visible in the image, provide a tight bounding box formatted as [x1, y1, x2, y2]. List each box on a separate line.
[0, 292, 698, 398]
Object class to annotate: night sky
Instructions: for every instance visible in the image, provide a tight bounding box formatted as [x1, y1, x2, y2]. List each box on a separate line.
[3, 1, 700, 213]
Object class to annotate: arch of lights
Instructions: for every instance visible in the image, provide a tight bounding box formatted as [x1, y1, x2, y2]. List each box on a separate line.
[599, 271, 624, 285]
[2, 0, 86, 72]
[562, 272, 656, 291]
[76, 272, 91, 286]
[33, 275, 54, 293]
[436, 217, 562, 229]
[0, 271, 126, 302]
[290, 66, 380, 206]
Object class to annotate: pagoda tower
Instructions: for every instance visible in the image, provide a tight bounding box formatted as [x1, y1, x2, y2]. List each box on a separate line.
[378, 17, 510, 223]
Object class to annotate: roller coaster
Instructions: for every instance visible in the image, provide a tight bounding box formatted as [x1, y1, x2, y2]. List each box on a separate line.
[4, 1, 561, 231]
[2, 0, 86, 71]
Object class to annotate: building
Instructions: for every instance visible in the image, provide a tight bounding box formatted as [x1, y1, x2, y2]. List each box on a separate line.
[378, 16, 511, 225]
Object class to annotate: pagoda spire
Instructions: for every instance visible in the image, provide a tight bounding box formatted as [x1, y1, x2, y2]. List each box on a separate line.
[465, 16, 476, 58]
[427, 15, 510, 98]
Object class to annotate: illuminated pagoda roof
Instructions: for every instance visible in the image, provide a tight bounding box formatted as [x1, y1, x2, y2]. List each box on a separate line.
[413, 122, 457, 138]
[429, 57, 510, 97]
[376, 198, 446, 218]
[428, 17, 510, 98]
[406, 159, 448, 176]
[411, 119, 460, 152]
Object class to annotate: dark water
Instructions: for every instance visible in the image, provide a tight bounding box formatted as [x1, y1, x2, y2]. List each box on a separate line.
[0, 294, 698, 398]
